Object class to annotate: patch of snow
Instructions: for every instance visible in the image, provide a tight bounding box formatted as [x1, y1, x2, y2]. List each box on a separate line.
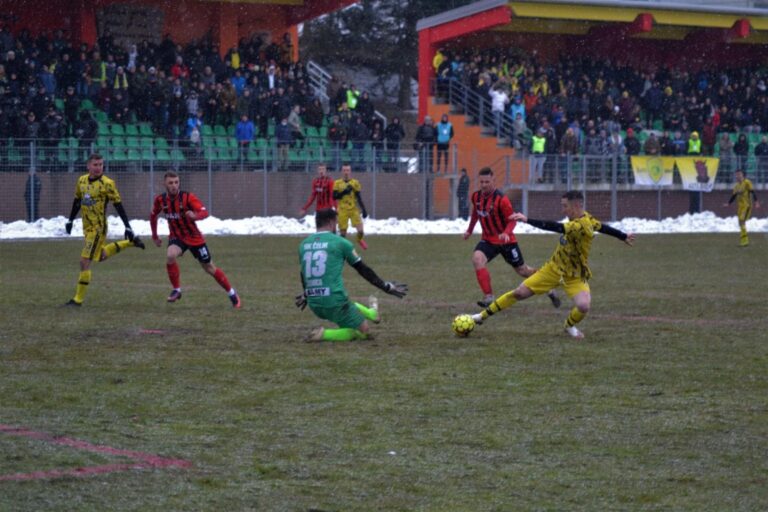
[2, 212, 765, 240]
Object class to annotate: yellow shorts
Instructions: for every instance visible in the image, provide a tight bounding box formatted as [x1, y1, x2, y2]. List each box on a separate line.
[81, 230, 107, 260]
[337, 208, 362, 231]
[522, 262, 590, 298]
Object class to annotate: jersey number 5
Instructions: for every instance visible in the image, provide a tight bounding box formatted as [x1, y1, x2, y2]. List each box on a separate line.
[303, 250, 327, 277]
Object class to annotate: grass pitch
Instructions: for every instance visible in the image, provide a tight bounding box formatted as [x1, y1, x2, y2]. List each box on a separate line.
[1, 233, 767, 511]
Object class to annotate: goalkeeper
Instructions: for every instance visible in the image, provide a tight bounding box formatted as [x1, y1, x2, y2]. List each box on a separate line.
[296, 208, 408, 342]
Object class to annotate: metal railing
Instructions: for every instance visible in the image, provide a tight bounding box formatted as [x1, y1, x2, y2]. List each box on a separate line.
[4, 141, 765, 224]
[434, 78, 518, 147]
[307, 59, 388, 128]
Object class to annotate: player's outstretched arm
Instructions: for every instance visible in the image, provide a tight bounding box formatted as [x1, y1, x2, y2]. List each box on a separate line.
[113, 202, 135, 241]
[351, 260, 408, 298]
[65, 198, 81, 234]
[598, 224, 634, 245]
[518, 215, 565, 234]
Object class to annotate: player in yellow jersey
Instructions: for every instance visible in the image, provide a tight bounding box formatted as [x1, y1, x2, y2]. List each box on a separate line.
[467, 191, 635, 339]
[723, 169, 760, 247]
[64, 153, 145, 306]
[333, 163, 368, 250]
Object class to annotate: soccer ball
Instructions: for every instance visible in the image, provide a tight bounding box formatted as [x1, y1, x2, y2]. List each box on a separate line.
[452, 314, 475, 337]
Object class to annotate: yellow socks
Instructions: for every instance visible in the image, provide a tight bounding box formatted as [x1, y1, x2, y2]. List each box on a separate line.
[73, 270, 92, 304]
[481, 291, 517, 320]
[740, 224, 749, 246]
[101, 240, 133, 260]
[354, 302, 378, 322]
[565, 307, 586, 328]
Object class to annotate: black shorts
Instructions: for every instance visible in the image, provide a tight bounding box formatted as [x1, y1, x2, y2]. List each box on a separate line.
[169, 239, 212, 263]
[475, 239, 525, 268]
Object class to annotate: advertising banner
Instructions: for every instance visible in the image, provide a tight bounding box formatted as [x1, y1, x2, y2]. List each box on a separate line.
[676, 157, 719, 192]
[630, 156, 675, 186]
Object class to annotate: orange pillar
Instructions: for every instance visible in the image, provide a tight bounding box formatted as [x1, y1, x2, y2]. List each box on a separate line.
[418, 29, 435, 124]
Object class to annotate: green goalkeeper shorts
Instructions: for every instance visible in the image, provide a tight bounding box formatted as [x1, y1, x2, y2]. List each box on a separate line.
[309, 300, 365, 329]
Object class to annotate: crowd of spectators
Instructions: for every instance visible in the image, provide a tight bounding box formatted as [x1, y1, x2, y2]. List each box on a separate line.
[0, 26, 360, 151]
[434, 47, 768, 172]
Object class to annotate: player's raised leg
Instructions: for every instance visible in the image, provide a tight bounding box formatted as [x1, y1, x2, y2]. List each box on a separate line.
[100, 236, 145, 261]
[471, 284, 534, 324]
[513, 263, 561, 308]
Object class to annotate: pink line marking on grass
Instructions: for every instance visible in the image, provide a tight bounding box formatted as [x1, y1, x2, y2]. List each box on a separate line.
[0, 424, 191, 482]
[139, 329, 166, 335]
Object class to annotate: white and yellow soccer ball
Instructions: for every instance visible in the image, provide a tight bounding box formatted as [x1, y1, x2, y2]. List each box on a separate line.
[452, 314, 475, 337]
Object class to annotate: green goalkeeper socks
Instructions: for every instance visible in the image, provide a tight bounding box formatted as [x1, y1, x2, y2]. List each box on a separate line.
[354, 302, 378, 322]
[322, 328, 367, 342]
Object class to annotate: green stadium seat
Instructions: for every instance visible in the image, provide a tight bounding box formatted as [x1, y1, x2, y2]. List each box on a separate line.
[111, 149, 128, 161]
[139, 123, 153, 137]
[125, 137, 140, 148]
[127, 149, 141, 160]
[125, 124, 139, 137]
[170, 149, 186, 162]
[54, 98, 65, 110]
[111, 124, 125, 136]
[97, 124, 110, 136]
[141, 149, 154, 160]
[201, 125, 214, 137]
[7, 147, 22, 163]
[202, 137, 216, 148]
[247, 147, 264, 162]
[93, 111, 108, 123]
[214, 125, 227, 136]
[139, 138, 154, 148]
[58, 143, 75, 164]
[228, 125, 236, 136]
[80, 99, 94, 111]
[215, 137, 229, 149]
[156, 149, 172, 161]
[227, 137, 238, 149]
[111, 137, 127, 149]
[154, 137, 169, 149]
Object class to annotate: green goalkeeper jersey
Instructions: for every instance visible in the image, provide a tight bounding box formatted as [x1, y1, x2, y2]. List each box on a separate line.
[299, 231, 361, 307]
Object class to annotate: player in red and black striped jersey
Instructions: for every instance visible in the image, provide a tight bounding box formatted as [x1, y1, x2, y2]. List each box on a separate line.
[150, 171, 241, 308]
[299, 163, 336, 216]
[463, 167, 559, 308]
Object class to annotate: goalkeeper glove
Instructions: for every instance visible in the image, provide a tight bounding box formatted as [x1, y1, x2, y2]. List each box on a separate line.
[295, 292, 308, 311]
[384, 281, 408, 299]
[65, 220, 73, 235]
[124, 227, 135, 241]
